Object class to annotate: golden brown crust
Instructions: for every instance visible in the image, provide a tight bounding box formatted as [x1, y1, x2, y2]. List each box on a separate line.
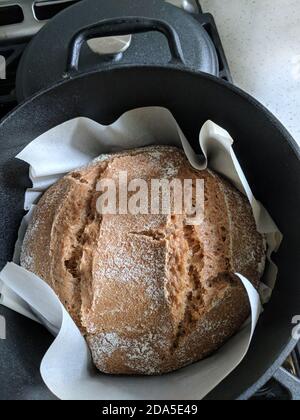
[20, 146, 266, 375]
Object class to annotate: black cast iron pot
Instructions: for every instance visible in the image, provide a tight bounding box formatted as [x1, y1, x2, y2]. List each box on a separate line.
[0, 19, 300, 401]
[0, 66, 300, 399]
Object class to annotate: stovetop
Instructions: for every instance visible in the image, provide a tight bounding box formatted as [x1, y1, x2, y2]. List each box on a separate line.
[0, 0, 299, 400]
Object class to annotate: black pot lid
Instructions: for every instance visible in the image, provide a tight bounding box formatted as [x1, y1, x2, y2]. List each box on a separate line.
[16, 0, 219, 100]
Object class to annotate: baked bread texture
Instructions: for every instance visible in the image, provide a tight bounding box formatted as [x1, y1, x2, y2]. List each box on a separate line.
[20, 146, 266, 375]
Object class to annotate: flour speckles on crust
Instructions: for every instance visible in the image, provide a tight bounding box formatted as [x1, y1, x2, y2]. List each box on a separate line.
[20, 217, 40, 267]
[93, 332, 121, 358]
[88, 330, 167, 375]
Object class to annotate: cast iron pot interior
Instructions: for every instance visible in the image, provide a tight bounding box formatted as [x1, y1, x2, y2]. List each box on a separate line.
[0, 66, 299, 400]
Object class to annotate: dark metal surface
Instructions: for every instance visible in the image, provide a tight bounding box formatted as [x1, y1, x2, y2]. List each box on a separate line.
[16, 0, 219, 100]
[273, 367, 300, 400]
[0, 306, 56, 400]
[0, 65, 300, 400]
[66, 17, 187, 73]
[198, 12, 232, 83]
[0, 43, 26, 118]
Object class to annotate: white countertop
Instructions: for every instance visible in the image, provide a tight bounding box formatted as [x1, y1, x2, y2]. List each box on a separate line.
[201, 0, 300, 146]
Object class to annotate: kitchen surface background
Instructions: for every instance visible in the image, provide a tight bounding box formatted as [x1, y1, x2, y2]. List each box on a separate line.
[200, 0, 300, 146]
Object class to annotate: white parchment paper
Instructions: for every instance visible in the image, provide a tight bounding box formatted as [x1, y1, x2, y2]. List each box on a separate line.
[0, 107, 281, 400]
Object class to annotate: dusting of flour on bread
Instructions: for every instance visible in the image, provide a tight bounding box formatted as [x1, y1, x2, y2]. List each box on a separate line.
[20, 146, 266, 375]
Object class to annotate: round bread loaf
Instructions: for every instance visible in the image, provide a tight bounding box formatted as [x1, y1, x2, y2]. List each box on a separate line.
[20, 146, 266, 375]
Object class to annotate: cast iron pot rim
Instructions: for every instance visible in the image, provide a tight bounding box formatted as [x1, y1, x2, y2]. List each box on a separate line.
[1, 64, 299, 400]
[4, 64, 300, 160]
